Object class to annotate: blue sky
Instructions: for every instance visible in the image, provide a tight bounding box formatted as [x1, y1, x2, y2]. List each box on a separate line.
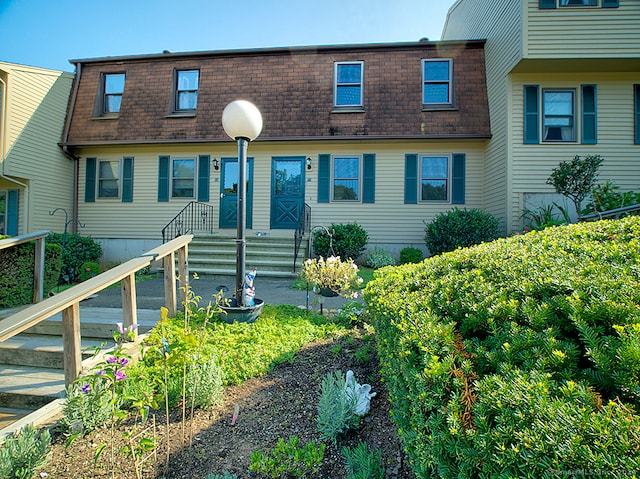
[0, 0, 456, 72]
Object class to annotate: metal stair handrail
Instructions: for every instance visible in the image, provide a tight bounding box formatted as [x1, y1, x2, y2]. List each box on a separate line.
[162, 201, 215, 243]
[578, 203, 640, 222]
[293, 203, 311, 273]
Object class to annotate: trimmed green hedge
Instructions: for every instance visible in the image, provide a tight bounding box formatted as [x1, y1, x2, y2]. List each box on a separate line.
[365, 218, 640, 478]
[0, 242, 62, 308]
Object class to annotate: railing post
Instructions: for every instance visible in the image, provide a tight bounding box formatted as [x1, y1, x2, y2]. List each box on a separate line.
[121, 272, 138, 341]
[178, 244, 189, 310]
[33, 236, 45, 303]
[61, 303, 82, 386]
[163, 252, 177, 317]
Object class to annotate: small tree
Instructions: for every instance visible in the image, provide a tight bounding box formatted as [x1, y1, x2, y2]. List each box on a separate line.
[546, 155, 603, 216]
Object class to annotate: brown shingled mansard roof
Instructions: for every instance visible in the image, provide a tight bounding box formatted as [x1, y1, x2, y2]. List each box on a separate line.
[62, 40, 490, 147]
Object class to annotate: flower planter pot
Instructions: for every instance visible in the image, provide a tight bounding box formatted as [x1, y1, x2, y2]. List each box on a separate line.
[319, 288, 339, 298]
[220, 298, 264, 323]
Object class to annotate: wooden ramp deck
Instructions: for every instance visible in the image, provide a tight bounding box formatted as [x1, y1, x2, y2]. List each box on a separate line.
[0, 306, 161, 440]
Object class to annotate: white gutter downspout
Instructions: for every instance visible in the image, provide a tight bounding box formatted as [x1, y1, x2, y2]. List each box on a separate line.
[0, 75, 30, 233]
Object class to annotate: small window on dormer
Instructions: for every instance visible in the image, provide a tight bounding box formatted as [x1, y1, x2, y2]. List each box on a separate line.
[175, 69, 199, 111]
[422, 59, 453, 109]
[334, 62, 363, 108]
[103, 73, 125, 114]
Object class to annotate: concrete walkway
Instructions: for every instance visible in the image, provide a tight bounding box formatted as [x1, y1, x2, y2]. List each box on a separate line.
[79, 273, 353, 313]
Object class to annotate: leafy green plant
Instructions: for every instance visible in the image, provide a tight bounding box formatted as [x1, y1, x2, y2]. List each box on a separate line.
[547, 154, 603, 215]
[316, 370, 361, 444]
[399, 246, 423, 264]
[365, 246, 396, 269]
[0, 424, 51, 479]
[47, 232, 102, 283]
[312, 223, 369, 260]
[582, 180, 640, 215]
[249, 436, 325, 478]
[424, 207, 500, 255]
[521, 203, 570, 231]
[354, 343, 373, 364]
[342, 442, 384, 479]
[79, 261, 100, 282]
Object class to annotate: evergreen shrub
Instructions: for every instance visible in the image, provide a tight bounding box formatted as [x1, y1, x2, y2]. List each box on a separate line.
[399, 246, 423, 264]
[365, 217, 640, 478]
[0, 242, 62, 308]
[424, 207, 500, 256]
[312, 223, 368, 260]
[47, 232, 102, 283]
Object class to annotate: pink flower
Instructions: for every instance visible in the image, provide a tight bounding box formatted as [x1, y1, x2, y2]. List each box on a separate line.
[115, 370, 127, 381]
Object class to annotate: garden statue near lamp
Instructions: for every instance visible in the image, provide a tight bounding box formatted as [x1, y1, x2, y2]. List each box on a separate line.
[243, 268, 257, 307]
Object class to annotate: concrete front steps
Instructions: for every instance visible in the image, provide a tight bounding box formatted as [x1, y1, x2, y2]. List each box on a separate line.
[0, 307, 159, 440]
[187, 233, 308, 278]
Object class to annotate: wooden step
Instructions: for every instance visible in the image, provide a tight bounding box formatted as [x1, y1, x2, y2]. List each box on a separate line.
[0, 335, 106, 369]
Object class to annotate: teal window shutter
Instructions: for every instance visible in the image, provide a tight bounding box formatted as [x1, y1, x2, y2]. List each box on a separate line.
[581, 85, 597, 145]
[122, 157, 134, 202]
[6, 189, 19, 236]
[404, 154, 418, 204]
[85, 157, 96, 202]
[362, 154, 375, 204]
[318, 154, 330, 203]
[452, 153, 466, 204]
[197, 155, 210, 202]
[602, 0, 619, 7]
[524, 85, 540, 144]
[539, 0, 556, 8]
[635, 85, 640, 145]
[158, 156, 170, 202]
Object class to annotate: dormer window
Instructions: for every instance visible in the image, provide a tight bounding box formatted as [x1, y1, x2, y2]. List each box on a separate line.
[174, 69, 199, 112]
[422, 59, 453, 109]
[334, 62, 363, 109]
[94, 73, 125, 117]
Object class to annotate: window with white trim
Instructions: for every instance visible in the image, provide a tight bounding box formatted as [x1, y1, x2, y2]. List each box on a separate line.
[422, 59, 453, 108]
[97, 160, 121, 198]
[334, 62, 363, 108]
[102, 73, 125, 114]
[333, 156, 360, 201]
[542, 89, 575, 142]
[172, 158, 196, 198]
[175, 69, 199, 111]
[421, 155, 449, 201]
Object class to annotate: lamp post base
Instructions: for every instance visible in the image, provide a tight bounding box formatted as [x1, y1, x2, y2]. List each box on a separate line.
[220, 298, 264, 323]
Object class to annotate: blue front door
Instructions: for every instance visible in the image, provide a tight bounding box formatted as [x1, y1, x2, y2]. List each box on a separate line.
[219, 157, 253, 229]
[270, 157, 304, 229]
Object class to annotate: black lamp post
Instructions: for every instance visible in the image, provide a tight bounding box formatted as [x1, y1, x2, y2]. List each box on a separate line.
[221, 100, 263, 307]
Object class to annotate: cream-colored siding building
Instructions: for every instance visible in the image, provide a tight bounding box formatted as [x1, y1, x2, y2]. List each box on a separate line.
[0, 62, 74, 236]
[63, 41, 491, 263]
[443, 0, 640, 232]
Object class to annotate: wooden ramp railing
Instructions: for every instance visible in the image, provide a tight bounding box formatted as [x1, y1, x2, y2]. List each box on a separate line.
[0, 234, 193, 387]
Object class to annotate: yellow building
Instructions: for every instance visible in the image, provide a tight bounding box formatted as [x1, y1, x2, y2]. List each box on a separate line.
[0, 62, 74, 236]
[443, 0, 640, 232]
